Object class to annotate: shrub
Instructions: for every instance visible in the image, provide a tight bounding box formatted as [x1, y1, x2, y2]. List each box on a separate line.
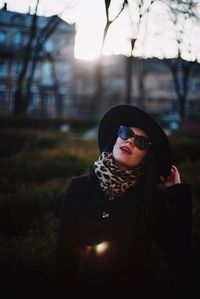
[0, 153, 89, 184]
[171, 142, 200, 163]
[170, 131, 200, 163]
[0, 182, 66, 237]
[0, 126, 199, 290]
[0, 116, 97, 132]
[0, 129, 61, 157]
[0, 230, 57, 282]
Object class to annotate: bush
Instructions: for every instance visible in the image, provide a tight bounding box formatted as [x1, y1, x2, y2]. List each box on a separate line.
[170, 130, 200, 163]
[0, 126, 199, 291]
[0, 129, 61, 157]
[0, 153, 89, 184]
[0, 116, 97, 132]
[0, 230, 57, 283]
[0, 182, 66, 237]
[171, 142, 200, 163]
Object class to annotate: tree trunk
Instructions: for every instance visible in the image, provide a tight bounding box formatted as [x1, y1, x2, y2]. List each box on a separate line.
[14, 0, 39, 115]
[14, 88, 25, 115]
[125, 55, 132, 105]
[179, 94, 186, 120]
[93, 57, 104, 119]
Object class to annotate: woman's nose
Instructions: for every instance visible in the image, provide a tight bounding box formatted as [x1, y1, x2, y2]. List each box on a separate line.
[126, 137, 135, 147]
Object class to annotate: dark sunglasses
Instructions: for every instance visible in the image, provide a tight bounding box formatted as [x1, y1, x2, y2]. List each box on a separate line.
[117, 126, 151, 151]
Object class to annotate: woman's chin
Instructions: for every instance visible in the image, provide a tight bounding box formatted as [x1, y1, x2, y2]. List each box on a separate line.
[114, 158, 131, 171]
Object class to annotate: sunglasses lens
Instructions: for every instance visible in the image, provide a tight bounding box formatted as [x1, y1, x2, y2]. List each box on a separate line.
[118, 126, 134, 140]
[118, 126, 150, 150]
[135, 136, 149, 150]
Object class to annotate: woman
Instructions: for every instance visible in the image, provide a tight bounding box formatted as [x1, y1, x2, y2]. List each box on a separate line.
[56, 105, 192, 297]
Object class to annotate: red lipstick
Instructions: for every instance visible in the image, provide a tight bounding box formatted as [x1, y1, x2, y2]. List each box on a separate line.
[119, 145, 132, 154]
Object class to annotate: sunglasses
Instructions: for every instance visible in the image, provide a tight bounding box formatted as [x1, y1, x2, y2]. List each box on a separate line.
[117, 126, 151, 151]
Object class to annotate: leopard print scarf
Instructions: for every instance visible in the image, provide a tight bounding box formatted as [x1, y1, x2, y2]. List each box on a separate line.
[94, 152, 144, 199]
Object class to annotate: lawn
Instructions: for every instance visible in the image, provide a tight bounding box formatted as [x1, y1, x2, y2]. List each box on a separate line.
[0, 124, 199, 294]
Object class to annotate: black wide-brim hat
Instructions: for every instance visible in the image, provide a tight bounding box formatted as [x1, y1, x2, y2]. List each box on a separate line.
[98, 105, 172, 178]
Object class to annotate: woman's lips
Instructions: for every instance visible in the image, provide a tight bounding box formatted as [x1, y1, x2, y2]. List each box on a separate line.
[119, 145, 132, 154]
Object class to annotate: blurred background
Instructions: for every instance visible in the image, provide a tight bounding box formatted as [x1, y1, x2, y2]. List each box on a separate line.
[0, 0, 199, 295]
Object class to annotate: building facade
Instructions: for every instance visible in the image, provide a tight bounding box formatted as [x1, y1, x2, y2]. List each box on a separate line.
[74, 55, 200, 121]
[0, 5, 200, 121]
[0, 4, 76, 118]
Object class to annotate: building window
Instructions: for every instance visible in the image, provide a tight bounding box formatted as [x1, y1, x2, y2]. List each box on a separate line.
[45, 39, 53, 53]
[0, 30, 7, 46]
[57, 63, 69, 81]
[13, 61, 23, 79]
[12, 15, 25, 25]
[14, 32, 24, 49]
[110, 79, 121, 91]
[188, 101, 200, 119]
[43, 91, 53, 109]
[0, 85, 7, 110]
[27, 87, 39, 113]
[0, 90, 5, 106]
[42, 61, 52, 81]
[32, 63, 40, 80]
[0, 86, 5, 101]
[56, 93, 65, 116]
[30, 89, 39, 107]
[0, 60, 8, 77]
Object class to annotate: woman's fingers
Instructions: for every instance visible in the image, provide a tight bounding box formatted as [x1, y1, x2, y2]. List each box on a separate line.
[159, 164, 181, 187]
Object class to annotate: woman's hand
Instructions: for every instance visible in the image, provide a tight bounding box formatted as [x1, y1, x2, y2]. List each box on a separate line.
[159, 164, 181, 188]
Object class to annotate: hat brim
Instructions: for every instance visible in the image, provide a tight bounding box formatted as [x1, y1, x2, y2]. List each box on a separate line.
[98, 105, 172, 178]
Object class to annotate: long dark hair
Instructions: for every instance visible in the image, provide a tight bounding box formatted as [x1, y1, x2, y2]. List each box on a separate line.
[141, 145, 159, 225]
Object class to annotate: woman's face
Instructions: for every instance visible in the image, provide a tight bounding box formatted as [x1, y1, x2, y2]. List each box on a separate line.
[112, 127, 149, 171]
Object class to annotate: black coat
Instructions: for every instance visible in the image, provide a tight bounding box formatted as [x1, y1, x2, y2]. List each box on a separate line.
[56, 174, 192, 297]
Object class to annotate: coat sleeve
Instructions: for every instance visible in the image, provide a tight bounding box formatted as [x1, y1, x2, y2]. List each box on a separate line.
[152, 183, 193, 293]
[56, 177, 84, 290]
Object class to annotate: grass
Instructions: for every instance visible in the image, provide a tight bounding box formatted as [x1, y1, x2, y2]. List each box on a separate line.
[0, 125, 199, 293]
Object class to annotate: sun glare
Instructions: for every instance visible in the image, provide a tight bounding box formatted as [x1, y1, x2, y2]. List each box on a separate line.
[2, 0, 200, 61]
[74, 28, 101, 60]
[74, 0, 105, 60]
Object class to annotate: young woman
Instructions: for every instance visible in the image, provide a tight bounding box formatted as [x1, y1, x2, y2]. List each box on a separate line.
[56, 105, 192, 297]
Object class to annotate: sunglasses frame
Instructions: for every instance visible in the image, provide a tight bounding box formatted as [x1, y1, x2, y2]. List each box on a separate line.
[117, 125, 151, 151]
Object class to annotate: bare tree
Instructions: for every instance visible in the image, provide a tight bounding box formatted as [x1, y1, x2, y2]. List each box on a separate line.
[14, 1, 71, 115]
[26, 15, 61, 111]
[14, 0, 40, 114]
[136, 58, 150, 109]
[94, 0, 128, 117]
[162, 0, 199, 119]
[125, 0, 155, 106]
[163, 57, 194, 119]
